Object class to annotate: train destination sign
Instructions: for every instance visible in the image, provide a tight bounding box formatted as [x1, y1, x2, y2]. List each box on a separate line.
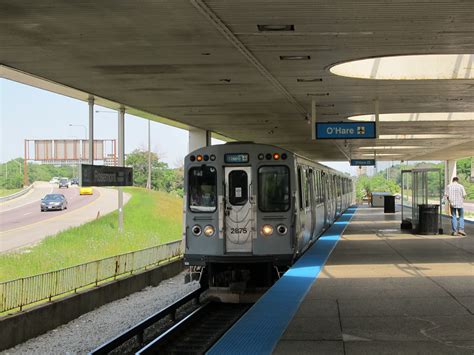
[80, 164, 133, 187]
[316, 122, 376, 139]
[350, 159, 376, 166]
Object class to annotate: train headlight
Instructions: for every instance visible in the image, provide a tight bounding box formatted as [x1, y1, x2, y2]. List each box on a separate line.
[203, 225, 215, 237]
[277, 224, 288, 235]
[261, 224, 273, 236]
[192, 225, 202, 236]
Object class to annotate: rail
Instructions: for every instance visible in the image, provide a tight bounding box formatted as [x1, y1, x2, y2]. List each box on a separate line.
[90, 287, 206, 354]
[0, 240, 183, 313]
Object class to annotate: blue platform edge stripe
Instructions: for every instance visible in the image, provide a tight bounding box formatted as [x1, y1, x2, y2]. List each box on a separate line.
[207, 206, 358, 355]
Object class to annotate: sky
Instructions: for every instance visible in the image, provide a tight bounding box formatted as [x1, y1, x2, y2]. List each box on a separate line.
[0, 78, 386, 174]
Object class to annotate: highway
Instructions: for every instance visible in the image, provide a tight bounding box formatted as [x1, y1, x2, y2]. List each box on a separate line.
[0, 182, 130, 253]
[0, 183, 99, 232]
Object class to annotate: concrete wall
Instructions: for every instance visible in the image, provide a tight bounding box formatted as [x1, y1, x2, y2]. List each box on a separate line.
[0, 259, 184, 351]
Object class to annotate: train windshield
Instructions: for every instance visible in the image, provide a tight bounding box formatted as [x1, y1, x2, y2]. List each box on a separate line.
[188, 166, 217, 212]
[258, 166, 290, 212]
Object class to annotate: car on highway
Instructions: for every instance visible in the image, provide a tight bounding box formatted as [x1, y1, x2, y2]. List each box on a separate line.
[79, 187, 93, 195]
[70, 177, 79, 185]
[40, 194, 68, 212]
[58, 178, 69, 188]
[49, 177, 60, 184]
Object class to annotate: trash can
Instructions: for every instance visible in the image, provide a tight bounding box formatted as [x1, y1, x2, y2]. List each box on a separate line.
[384, 195, 395, 213]
[418, 204, 439, 235]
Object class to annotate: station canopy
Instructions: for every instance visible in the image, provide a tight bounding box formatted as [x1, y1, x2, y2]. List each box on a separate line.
[1, 0, 473, 161]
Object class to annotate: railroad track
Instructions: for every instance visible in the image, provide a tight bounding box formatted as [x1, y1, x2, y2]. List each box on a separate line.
[90, 287, 251, 354]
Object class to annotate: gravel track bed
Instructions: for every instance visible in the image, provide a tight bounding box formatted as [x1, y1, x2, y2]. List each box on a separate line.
[3, 272, 199, 354]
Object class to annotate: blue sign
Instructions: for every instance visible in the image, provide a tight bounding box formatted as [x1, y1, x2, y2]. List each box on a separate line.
[316, 122, 376, 139]
[350, 159, 376, 166]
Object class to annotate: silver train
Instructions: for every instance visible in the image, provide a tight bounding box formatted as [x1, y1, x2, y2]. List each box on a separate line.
[183, 142, 354, 289]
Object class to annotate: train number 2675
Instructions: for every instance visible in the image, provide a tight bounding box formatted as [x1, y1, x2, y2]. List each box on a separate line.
[230, 227, 248, 234]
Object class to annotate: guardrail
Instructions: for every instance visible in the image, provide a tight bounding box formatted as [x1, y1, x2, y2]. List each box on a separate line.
[0, 184, 34, 203]
[0, 240, 183, 313]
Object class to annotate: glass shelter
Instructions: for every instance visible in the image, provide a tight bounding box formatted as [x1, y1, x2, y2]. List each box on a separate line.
[401, 168, 443, 234]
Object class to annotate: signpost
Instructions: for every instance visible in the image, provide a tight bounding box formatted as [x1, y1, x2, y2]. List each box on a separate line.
[350, 159, 376, 166]
[315, 122, 376, 139]
[80, 164, 133, 187]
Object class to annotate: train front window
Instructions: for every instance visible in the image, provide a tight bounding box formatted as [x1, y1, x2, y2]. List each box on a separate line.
[258, 166, 290, 212]
[229, 170, 248, 205]
[188, 166, 217, 212]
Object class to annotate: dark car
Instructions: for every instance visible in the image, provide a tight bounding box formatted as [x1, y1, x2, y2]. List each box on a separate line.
[41, 194, 68, 212]
[58, 178, 69, 188]
[70, 177, 79, 185]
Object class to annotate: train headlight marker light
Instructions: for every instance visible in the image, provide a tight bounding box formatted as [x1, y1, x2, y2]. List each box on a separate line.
[204, 225, 215, 237]
[210, 154, 216, 161]
[261, 224, 274, 236]
[273, 153, 280, 160]
[277, 224, 288, 235]
[192, 225, 202, 236]
[196, 155, 203, 162]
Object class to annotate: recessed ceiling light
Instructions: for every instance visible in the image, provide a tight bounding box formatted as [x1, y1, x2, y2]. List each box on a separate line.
[315, 104, 334, 108]
[257, 24, 294, 32]
[280, 55, 311, 60]
[348, 112, 474, 122]
[297, 78, 323, 82]
[307, 93, 329, 96]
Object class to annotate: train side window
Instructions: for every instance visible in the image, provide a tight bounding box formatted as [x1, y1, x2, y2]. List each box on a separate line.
[316, 171, 322, 203]
[305, 169, 310, 208]
[228, 170, 248, 205]
[297, 167, 303, 210]
[188, 166, 217, 213]
[258, 166, 290, 212]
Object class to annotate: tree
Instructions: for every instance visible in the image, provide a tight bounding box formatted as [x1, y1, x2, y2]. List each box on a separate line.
[125, 149, 184, 195]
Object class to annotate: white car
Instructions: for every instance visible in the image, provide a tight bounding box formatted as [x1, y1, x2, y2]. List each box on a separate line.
[49, 177, 60, 184]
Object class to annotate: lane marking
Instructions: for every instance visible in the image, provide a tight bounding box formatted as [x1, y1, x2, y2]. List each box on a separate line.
[23, 212, 32, 216]
[0, 185, 54, 213]
[0, 189, 103, 235]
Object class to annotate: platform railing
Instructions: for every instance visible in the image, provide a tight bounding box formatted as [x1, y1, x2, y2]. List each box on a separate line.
[0, 240, 183, 313]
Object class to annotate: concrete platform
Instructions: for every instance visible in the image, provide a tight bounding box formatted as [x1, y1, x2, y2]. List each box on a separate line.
[274, 206, 474, 354]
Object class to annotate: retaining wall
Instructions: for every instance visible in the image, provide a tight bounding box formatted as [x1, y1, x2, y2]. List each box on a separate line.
[0, 259, 184, 351]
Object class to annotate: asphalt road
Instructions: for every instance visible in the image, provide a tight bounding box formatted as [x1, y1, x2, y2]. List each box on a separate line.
[0, 182, 130, 253]
[0, 185, 99, 232]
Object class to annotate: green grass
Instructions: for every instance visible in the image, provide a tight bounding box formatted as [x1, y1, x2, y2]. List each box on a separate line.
[0, 188, 22, 197]
[0, 187, 183, 282]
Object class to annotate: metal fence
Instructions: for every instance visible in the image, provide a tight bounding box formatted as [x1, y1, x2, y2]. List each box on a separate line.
[0, 240, 183, 313]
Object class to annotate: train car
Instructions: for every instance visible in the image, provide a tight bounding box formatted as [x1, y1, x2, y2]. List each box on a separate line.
[183, 142, 354, 291]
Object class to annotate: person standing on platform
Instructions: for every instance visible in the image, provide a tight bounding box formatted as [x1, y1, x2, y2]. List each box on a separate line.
[445, 177, 467, 236]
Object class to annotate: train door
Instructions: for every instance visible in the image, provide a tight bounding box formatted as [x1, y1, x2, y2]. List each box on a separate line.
[224, 167, 254, 253]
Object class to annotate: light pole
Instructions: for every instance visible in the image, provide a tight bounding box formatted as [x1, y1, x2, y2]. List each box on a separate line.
[68, 124, 87, 140]
[69, 124, 87, 171]
[146, 119, 151, 190]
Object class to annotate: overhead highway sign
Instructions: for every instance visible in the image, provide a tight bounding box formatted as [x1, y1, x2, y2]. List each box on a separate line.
[315, 122, 376, 140]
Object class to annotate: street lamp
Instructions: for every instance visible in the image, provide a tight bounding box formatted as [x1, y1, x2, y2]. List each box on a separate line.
[69, 124, 87, 139]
